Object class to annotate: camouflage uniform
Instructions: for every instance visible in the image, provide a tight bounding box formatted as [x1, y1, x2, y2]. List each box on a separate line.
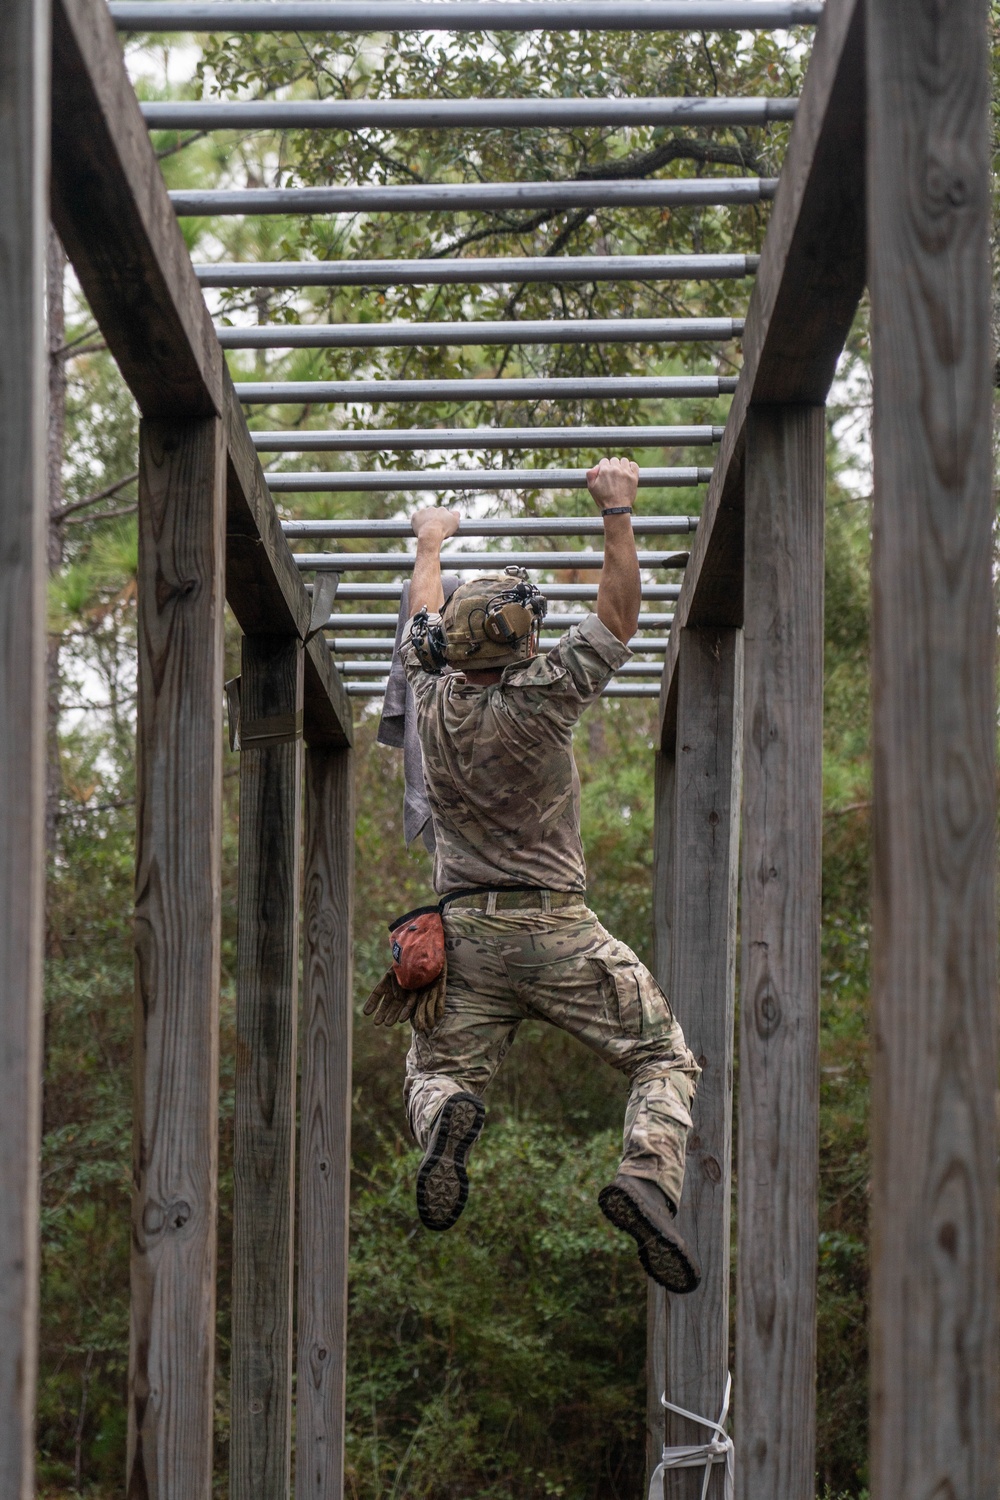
[399, 611, 700, 1208]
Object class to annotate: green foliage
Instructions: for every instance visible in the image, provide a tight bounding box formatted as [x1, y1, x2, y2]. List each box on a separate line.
[344, 1123, 645, 1500]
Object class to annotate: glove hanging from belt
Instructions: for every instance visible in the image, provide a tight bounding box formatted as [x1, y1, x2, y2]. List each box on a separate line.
[363, 905, 447, 1036]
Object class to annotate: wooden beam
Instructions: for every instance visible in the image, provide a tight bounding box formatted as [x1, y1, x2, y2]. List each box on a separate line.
[664, 627, 742, 1500]
[298, 747, 355, 1500]
[735, 405, 824, 1500]
[131, 416, 227, 1499]
[659, 0, 864, 743]
[867, 2, 997, 1496]
[0, 0, 49, 1491]
[646, 748, 675, 1486]
[49, 0, 352, 748]
[49, 0, 220, 418]
[231, 635, 304, 1500]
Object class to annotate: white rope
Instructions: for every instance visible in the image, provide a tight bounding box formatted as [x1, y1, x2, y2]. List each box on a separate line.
[647, 1373, 734, 1500]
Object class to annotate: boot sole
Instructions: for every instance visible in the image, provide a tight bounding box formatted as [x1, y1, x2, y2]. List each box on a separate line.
[416, 1093, 485, 1231]
[598, 1181, 701, 1294]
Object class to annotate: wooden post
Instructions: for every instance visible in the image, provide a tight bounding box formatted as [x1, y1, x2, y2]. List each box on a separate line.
[736, 405, 824, 1500]
[0, 0, 49, 1491]
[231, 635, 305, 1500]
[664, 627, 742, 1500]
[297, 747, 355, 1500]
[131, 417, 227, 1498]
[868, 3, 998, 1497]
[647, 747, 676, 1483]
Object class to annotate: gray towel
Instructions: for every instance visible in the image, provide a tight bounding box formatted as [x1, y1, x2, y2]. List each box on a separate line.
[376, 576, 460, 851]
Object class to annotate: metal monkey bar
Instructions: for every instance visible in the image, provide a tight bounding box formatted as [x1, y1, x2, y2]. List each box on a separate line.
[329, 636, 673, 652]
[236, 375, 739, 402]
[321, 612, 676, 630]
[291, 549, 688, 570]
[346, 680, 661, 696]
[251, 427, 724, 451]
[109, 2, 824, 32]
[218, 317, 743, 349]
[267, 469, 710, 493]
[281, 516, 700, 536]
[171, 176, 778, 215]
[142, 97, 797, 130]
[196, 255, 759, 286]
[317, 582, 682, 598]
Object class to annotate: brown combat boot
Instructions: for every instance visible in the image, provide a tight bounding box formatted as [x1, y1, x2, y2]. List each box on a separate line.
[598, 1174, 701, 1293]
[416, 1092, 485, 1231]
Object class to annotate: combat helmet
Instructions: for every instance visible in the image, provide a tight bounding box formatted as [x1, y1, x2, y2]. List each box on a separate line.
[411, 567, 547, 672]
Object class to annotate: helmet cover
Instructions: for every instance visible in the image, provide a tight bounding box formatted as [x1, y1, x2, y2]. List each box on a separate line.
[441, 567, 547, 668]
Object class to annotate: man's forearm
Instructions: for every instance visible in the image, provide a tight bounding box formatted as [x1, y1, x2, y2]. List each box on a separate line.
[410, 535, 445, 617]
[596, 513, 641, 644]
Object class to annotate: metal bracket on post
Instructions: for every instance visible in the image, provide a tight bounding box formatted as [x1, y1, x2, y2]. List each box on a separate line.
[226, 675, 242, 752]
[226, 670, 305, 751]
[305, 573, 340, 643]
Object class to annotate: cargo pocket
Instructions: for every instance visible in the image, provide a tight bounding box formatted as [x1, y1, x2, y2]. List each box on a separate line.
[592, 942, 646, 1037]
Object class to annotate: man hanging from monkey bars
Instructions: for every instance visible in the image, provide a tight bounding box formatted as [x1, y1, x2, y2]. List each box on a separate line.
[365, 457, 702, 1293]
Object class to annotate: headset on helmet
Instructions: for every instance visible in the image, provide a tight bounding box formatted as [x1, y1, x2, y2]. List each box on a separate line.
[410, 606, 449, 674]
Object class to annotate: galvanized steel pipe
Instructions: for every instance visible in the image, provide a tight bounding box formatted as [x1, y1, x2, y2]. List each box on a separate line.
[322, 611, 675, 629]
[172, 176, 778, 215]
[326, 581, 679, 599]
[110, 2, 825, 34]
[268, 468, 710, 492]
[345, 681, 661, 697]
[282, 515, 699, 536]
[252, 425, 724, 451]
[218, 316, 743, 349]
[329, 636, 672, 652]
[143, 97, 796, 130]
[236, 375, 738, 402]
[294, 551, 688, 571]
[197, 254, 758, 286]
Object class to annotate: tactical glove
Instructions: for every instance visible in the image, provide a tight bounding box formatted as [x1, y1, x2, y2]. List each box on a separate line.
[363, 959, 447, 1036]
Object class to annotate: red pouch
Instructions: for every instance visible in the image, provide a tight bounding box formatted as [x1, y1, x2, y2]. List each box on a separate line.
[388, 906, 445, 990]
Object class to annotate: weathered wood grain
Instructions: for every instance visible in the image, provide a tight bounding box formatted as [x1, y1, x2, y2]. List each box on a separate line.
[231, 635, 304, 1500]
[736, 406, 824, 1500]
[664, 628, 742, 1500]
[0, 1, 49, 1491]
[130, 417, 227, 1500]
[49, 0, 352, 747]
[297, 748, 355, 1500]
[659, 0, 864, 744]
[49, 0, 221, 417]
[647, 748, 676, 1486]
[868, 3, 998, 1497]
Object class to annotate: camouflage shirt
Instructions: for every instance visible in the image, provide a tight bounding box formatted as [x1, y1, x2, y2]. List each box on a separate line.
[401, 611, 631, 895]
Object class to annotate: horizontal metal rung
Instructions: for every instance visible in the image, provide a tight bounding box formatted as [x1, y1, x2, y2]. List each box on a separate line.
[144, 97, 797, 130]
[282, 515, 700, 537]
[322, 611, 675, 630]
[172, 177, 778, 215]
[346, 681, 661, 698]
[109, 3, 825, 35]
[197, 255, 759, 287]
[293, 549, 688, 571]
[252, 425, 725, 451]
[220, 317, 743, 349]
[334, 657, 664, 675]
[237, 375, 738, 403]
[327, 582, 679, 599]
[270, 469, 709, 493]
[330, 637, 672, 653]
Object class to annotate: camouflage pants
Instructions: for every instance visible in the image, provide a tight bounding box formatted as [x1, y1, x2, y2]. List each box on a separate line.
[404, 900, 700, 1210]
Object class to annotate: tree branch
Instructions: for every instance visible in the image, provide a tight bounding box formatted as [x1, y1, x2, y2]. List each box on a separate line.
[53, 471, 138, 523]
